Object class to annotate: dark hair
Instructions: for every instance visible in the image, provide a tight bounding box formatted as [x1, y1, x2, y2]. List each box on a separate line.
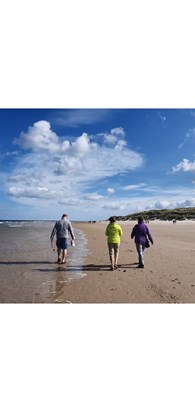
[138, 216, 143, 223]
[62, 214, 67, 218]
[109, 216, 116, 223]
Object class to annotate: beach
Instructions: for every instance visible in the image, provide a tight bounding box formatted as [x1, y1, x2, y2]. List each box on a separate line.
[0, 219, 194, 303]
[64, 220, 195, 303]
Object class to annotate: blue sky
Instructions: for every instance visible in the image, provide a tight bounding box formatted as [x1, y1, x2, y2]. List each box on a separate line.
[0, 108, 195, 221]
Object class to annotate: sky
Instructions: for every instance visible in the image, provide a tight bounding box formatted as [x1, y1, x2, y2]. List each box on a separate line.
[0, 108, 195, 221]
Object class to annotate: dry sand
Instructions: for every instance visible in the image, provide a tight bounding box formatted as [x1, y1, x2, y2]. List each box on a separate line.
[63, 220, 195, 303]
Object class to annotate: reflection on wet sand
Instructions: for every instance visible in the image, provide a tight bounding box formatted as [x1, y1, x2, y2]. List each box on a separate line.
[0, 222, 88, 303]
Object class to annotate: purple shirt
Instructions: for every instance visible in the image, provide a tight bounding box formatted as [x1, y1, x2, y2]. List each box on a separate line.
[131, 222, 153, 244]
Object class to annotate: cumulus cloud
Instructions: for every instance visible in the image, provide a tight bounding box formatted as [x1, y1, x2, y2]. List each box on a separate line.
[114, 139, 127, 150]
[97, 127, 125, 145]
[111, 127, 125, 137]
[171, 158, 195, 173]
[153, 200, 171, 209]
[14, 121, 61, 152]
[71, 133, 98, 156]
[153, 198, 195, 209]
[7, 122, 144, 209]
[100, 195, 195, 214]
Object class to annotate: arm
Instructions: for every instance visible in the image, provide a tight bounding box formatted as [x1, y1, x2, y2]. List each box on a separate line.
[146, 227, 153, 244]
[131, 227, 135, 239]
[68, 222, 75, 240]
[119, 226, 123, 237]
[50, 222, 57, 241]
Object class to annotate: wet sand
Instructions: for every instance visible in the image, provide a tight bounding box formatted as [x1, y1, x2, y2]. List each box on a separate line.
[0, 220, 194, 303]
[0, 222, 87, 303]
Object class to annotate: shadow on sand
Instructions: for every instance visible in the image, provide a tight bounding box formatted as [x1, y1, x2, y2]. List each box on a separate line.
[32, 263, 140, 273]
[0, 261, 52, 265]
[0, 261, 140, 272]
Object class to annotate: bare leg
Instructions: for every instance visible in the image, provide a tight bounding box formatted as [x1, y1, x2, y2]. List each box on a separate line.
[110, 254, 114, 270]
[114, 252, 119, 267]
[61, 249, 67, 263]
[108, 243, 114, 270]
[57, 248, 61, 262]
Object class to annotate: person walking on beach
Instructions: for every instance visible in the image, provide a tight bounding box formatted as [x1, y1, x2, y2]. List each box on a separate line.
[131, 216, 153, 268]
[105, 216, 123, 271]
[50, 214, 75, 263]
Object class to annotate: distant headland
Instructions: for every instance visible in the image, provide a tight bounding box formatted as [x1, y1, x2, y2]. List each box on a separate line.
[113, 207, 195, 221]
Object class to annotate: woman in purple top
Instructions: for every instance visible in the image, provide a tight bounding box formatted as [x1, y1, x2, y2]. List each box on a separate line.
[131, 216, 153, 268]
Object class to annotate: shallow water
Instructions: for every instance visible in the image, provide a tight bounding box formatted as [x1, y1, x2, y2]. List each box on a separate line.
[0, 221, 88, 303]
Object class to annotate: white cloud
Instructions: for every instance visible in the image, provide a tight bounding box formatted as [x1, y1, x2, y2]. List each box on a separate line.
[111, 127, 125, 137]
[54, 109, 111, 127]
[114, 139, 127, 150]
[107, 188, 115, 194]
[7, 122, 144, 212]
[58, 198, 85, 206]
[102, 196, 195, 214]
[153, 200, 170, 209]
[102, 201, 128, 211]
[8, 186, 53, 199]
[122, 183, 146, 190]
[8, 171, 44, 184]
[98, 127, 125, 145]
[103, 134, 118, 144]
[85, 193, 104, 200]
[71, 133, 97, 155]
[14, 121, 61, 152]
[154, 198, 195, 209]
[172, 158, 195, 173]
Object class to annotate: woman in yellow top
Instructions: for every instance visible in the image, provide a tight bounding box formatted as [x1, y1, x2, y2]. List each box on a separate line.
[105, 216, 123, 271]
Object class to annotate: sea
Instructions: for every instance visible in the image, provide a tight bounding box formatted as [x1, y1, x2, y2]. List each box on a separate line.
[0, 220, 88, 303]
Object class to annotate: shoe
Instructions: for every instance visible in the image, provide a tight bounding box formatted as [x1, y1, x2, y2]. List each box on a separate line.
[114, 264, 118, 269]
[110, 267, 114, 271]
[61, 260, 66, 264]
[57, 258, 61, 263]
[137, 264, 144, 268]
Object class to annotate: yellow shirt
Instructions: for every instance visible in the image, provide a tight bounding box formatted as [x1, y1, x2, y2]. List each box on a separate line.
[105, 223, 123, 243]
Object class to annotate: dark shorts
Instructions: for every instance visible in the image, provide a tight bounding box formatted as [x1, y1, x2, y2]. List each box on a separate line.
[56, 238, 70, 250]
